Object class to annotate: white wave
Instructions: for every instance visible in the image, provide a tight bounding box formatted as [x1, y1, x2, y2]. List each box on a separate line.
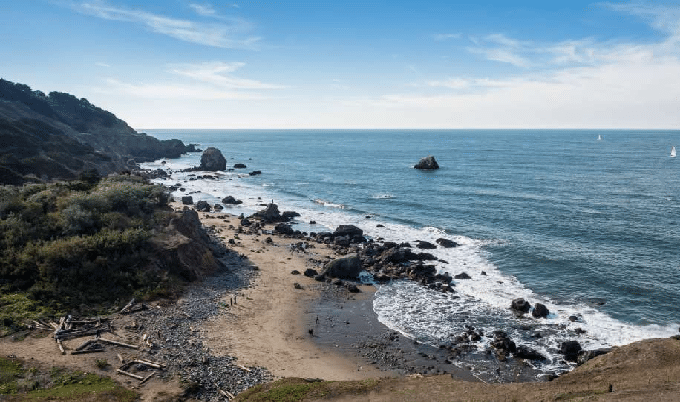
[143, 153, 679, 378]
[372, 193, 396, 199]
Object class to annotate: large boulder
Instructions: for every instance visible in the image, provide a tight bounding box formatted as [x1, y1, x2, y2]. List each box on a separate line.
[414, 156, 439, 170]
[560, 341, 582, 362]
[323, 255, 362, 279]
[334, 225, 363, 238]
[199, 147, 226, 171]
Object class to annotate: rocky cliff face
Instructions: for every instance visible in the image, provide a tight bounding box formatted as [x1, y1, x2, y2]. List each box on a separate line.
[0, 79, 197, 184]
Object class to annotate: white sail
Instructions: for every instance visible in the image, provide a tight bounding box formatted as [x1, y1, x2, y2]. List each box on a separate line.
[597, 135, 602, 140]
[672, 146, 677, 158]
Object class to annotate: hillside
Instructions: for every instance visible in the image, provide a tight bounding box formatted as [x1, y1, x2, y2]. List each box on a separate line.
[0, 79, 196, 184]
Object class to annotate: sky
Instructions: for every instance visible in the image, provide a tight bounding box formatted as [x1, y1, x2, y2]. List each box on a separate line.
[2, 1, 680, 129]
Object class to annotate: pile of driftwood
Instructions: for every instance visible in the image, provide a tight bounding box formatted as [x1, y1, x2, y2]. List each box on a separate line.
[116, 356, 164, 385]
[54, 316, 111, 342]
[119, 298, 148, 315]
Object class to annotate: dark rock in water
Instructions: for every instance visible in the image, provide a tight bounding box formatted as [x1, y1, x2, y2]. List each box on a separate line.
[481, 271, 487, 276]
[569, 315, 579, 322]
[532, 303, 549, 318]
[249, 170, 262, 176]
[514, 346, 546, 361]
[416, 252, 437, 261]
[195, 200, 211, 212]
[491, 331, 516, 359]
[222, 196, 243, 205]
[414, 155, 439, 170]
[199, 147, 226, 171]
[416, 240, 437, 249]
[511, 298, 532, 313]
[303, 268, 318, 277]
[323, 255, 362, 279]
[376, 224, 384, 228]
[213, 204, 223, 211]
[436, 238, 460, 248]
[234, 163, 247, 169]
[454, 272, 471, 280]
[282, 211, 301, 221]
[181, 196, 193, 205]
[577, 348, 611, 365]
[275, 223, 294, 235]
[334, 225, 364, 239]
[560, 341, 582, 362]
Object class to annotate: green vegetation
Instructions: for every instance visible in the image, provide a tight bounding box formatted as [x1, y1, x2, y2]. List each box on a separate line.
[0, 356, 137, 401]
[0, 175, 182, 330]
[234, 378, 381, 402]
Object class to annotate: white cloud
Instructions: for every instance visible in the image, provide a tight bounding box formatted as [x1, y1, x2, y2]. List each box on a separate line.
[69, 0, 259, 49]
[469, 47, 530, 67]
[433, 33, 461, 41]
[427, 78, 470, 89]
[96, 78, 268, 100]
[189, 3, 215, 16]
[95, 61, 111, 67]
[168, 61, 288, 89]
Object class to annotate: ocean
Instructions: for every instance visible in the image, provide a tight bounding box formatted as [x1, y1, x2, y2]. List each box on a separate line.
[142, 129, 679, 378]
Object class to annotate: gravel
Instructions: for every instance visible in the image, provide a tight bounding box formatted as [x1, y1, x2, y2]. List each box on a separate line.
[127, 238, 273, 401]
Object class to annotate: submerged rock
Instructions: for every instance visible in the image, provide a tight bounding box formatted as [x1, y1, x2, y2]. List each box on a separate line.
[414, 155, 439, 170]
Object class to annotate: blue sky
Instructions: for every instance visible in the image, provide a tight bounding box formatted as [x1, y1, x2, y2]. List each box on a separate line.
[2, 1, 680, 128]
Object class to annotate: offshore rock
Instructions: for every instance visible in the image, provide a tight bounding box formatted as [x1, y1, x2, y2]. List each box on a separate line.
[199, 147, 226, 171]
[414, 155, 439, 170]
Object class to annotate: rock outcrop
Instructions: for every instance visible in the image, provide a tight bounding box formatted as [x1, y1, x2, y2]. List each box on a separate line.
[414, 155, 439, 170]
[199, 147, 227, 171]
[0, 79, 197, 184]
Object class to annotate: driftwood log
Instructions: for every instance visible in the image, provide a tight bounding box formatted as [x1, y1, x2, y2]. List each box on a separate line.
[117, 369, 144, 381]
[98, 338, 139, 349]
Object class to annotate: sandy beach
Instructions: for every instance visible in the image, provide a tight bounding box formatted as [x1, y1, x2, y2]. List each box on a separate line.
[198, 211, 388, 381]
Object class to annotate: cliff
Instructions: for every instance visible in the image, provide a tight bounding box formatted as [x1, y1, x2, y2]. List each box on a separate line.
[0, 79, 196, 184]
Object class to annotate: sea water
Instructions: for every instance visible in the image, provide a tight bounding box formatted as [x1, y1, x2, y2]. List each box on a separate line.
[142, 129, 680, 378]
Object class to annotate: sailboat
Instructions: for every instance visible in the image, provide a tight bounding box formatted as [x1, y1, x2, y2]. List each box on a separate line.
[672, 146, 676, 158]
[597, 134, 602, 141]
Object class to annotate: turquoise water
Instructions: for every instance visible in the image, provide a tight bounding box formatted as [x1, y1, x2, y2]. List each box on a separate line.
[143, 129, 680, 376]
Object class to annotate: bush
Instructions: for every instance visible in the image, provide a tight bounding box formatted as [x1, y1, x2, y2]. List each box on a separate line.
[0, 176, 175, 314]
